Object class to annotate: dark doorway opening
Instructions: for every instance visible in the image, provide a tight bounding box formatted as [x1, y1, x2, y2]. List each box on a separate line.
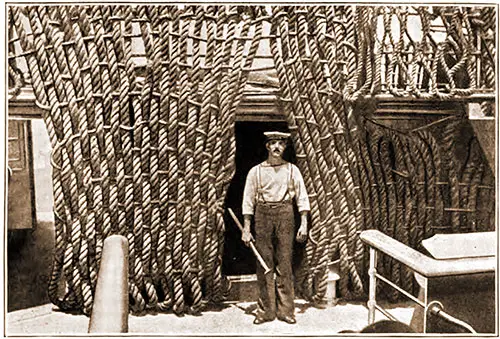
[223, 121, 297, 276]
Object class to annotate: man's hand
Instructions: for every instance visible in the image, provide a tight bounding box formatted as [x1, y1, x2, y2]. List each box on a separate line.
[242, 229, 254, 246]
[242, 215, 254, 247]
[296, 224, 308, 243]
[296, 211, 308, 243]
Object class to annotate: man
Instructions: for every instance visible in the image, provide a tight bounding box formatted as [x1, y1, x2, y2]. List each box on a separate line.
[241, 131, 310, 325]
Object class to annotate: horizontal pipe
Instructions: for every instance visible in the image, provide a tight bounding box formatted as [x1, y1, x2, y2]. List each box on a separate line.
[88, 235, 129, 334]
[374, 304, 399, 322]
[375, 273, 425, 308]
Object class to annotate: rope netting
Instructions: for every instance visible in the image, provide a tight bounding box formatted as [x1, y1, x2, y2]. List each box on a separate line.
[9, 4, 266, 315]
[268, 5, 495, 302]
[362, 115, 496, 299]
[8, 4, 496, 314]
[344, 6, 496, 103]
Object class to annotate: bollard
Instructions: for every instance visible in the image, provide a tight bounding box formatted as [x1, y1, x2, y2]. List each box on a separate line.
[88, 235, 129, 333]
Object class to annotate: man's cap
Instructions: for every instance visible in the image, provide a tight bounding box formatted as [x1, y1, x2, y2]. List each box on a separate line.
[264, 131, 291, 141]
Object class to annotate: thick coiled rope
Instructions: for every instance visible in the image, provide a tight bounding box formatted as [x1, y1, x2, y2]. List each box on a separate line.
[203, 6, 226, 304]
[156, 5, 173, 312]
[197, 6, 218, 302]
[7, 18, 25, 97]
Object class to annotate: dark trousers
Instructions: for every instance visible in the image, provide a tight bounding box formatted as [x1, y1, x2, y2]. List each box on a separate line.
[254, 201, 295, 320]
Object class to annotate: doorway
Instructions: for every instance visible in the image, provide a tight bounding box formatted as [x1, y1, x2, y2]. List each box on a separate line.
[223, 121, 296, 276]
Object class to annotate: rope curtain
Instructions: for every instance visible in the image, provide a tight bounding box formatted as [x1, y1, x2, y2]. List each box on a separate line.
[343, 5, 496, 298]
[270, 6, 365, 301]
[266, 5, 495, 302]
[9, 4, 264, 315]
[8, 4, 496, 314]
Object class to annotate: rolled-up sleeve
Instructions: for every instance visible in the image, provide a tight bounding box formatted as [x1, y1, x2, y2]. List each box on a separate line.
[292, 165, 310, 212]
[242, 166, 257, 215]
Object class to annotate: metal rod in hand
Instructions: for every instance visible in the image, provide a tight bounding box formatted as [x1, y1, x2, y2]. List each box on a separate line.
[228, 208, 272, 275]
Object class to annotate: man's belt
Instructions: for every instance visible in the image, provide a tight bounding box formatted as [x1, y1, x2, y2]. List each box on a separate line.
[257, 199, 293, 208]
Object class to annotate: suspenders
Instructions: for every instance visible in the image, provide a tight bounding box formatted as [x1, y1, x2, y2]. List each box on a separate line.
[256, 163, 294, 203]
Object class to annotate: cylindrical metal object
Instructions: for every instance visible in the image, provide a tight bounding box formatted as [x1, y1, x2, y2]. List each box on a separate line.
[88, 235, 129, 333]
[367, 247, 377, 324]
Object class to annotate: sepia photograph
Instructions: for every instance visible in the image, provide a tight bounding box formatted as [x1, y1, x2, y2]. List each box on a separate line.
[5, 3, 498, 335]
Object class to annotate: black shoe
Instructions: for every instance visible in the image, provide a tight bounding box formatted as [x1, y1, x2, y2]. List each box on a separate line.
[278, 316, 296, 324]
[253, 316, 272, 325]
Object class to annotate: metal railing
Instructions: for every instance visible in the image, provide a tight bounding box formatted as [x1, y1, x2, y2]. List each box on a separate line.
[360, 230, 496, 333]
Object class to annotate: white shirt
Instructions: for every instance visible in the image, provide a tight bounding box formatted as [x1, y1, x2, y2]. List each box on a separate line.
[242, 162, 310, 215]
